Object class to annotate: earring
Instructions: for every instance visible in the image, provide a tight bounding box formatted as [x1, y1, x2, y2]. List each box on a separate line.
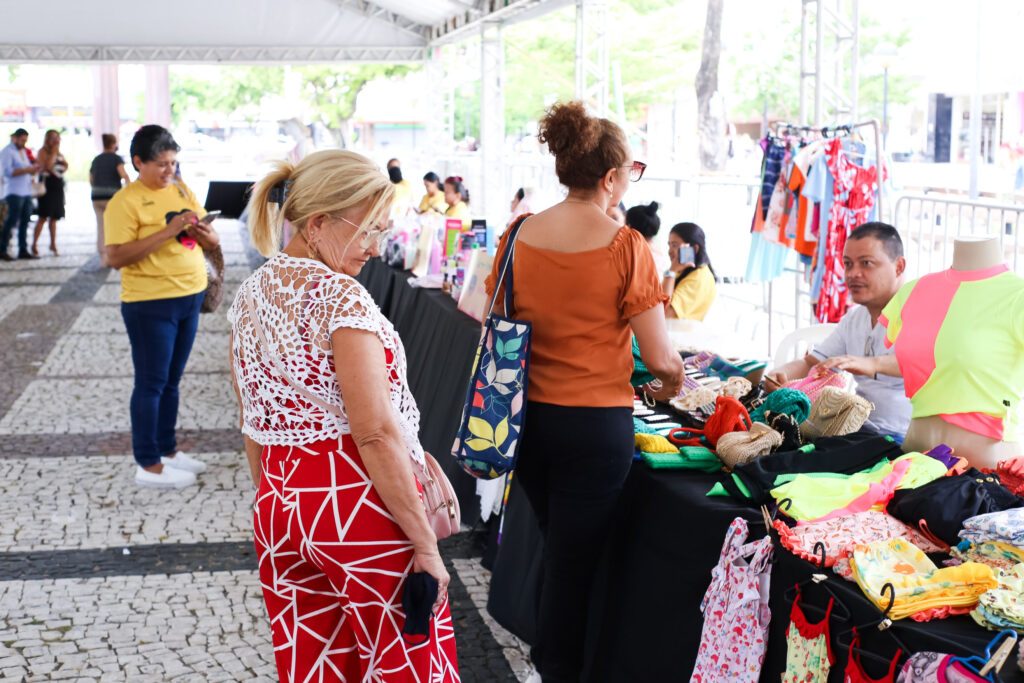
[305, 231, 320, 261]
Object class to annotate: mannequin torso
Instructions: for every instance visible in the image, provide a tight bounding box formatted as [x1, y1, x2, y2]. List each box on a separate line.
[901, 236, 1021, 468]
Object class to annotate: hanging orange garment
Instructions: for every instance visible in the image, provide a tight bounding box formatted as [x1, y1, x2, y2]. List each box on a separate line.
[788, 164, 818, 259]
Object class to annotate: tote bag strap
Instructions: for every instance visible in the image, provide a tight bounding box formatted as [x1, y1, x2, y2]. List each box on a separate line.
[483, 215, 529, 319]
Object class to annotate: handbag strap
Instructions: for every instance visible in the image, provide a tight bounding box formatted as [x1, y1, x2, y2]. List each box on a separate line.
[484, 215, 529, 319]
[243, 282, 428, 483]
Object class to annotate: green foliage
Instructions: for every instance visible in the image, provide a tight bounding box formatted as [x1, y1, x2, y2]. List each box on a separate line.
[501, 0, 701, 135]
[728, 16, 918, 124]
[170, 67, 284, 124]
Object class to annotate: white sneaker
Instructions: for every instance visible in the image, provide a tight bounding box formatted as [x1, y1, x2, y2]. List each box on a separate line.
[161, 451, 207, 474]
[136, 465, 196, 488]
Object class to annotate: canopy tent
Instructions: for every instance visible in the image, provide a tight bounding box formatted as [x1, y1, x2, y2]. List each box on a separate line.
[0, 0, 590, 222]
[0, 0, 571, 63]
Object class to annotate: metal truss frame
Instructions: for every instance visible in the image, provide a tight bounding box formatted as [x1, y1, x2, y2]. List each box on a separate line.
[333, 0, 433, 41]
[799, 0, 859, 126]
[0, 44, 426, 64]
[574, 0, 609, 117]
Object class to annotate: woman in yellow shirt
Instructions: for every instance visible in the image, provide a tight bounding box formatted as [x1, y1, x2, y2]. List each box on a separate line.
[386, 158, 413, 213]
[444, 176, 471, 229]
[104, 124, 219, 489]
[665, 222, 716, 320]
[417, 171, 448, 214]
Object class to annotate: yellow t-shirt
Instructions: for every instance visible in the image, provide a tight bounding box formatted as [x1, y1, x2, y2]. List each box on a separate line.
[669, 264, 716, 321]
[104, 180, 208, 303]
[446, 200, 471, 230]
[418, 191, 448, 214]
[392, 179, 413, 205]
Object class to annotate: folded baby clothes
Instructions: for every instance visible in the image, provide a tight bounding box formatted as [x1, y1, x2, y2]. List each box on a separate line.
[774, 510, 945, 568]
[971, 564, 1024, 633]
[848, 538, 996, 621]
[950, 540, 1024, 573]
[961, 507, 1024, 547]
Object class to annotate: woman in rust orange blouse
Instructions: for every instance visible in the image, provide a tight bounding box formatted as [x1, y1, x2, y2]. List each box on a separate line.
[486, 101, 685, 682]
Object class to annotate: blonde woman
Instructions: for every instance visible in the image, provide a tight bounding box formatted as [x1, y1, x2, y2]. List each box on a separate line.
[230, 150, 459, 682]
[32, 129, 68, 256]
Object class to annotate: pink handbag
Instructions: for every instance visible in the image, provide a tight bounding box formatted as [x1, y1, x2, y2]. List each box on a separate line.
[244, 286, 461, 540]
[783, 365, 848, 403]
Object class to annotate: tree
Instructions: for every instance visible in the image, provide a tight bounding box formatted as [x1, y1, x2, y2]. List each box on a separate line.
[695, 0, 726, 171]
[501, 1, 701, 136]
[170, 67, 284, 125]
[295, 64, 417, 147]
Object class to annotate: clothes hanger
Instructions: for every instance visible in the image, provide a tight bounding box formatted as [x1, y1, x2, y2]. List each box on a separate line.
[835, 582, 912, 662]
[947, 629, 1018, 681]
[782, 540, 853, 622]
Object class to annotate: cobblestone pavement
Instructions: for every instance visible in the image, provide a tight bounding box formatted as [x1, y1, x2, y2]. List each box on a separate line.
[0, 190, 530, 682]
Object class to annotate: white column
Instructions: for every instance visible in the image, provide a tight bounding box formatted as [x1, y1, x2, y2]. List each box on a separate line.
[91, 65, 120, 151]
[480, 22, 506, 228]
[968, 0, 982, 199]
[424, 46, 452, 161]
[144, 65, 172, 128]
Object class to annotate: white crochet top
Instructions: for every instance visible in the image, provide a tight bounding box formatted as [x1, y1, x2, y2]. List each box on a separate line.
[228, 253, 424, 465]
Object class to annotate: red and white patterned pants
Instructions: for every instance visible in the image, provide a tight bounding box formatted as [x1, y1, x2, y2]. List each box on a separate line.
[254, 436, 460, 682]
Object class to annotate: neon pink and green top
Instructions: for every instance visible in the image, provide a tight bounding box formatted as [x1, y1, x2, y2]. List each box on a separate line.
[880, 264, 1024, 441]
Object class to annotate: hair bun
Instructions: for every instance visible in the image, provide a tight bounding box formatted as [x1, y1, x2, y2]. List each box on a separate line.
[646, 201, 659, 214]
[538, 101, 601, 160]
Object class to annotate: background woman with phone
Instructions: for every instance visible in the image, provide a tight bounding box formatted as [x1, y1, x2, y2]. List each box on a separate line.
[104, 124, 219, 489]
[665, 221, 717, 320]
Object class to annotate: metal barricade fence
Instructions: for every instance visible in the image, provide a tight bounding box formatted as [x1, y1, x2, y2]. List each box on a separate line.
[893, 193, 1024, 280]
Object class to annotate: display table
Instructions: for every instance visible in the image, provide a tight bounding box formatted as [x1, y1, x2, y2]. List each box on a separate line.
[491, 464, 1024, 682]
[357, 258, 1023, 682]
[356, 258, 483, 526]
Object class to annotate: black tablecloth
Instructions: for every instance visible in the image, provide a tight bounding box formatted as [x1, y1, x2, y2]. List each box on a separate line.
[357, 257, 1024, 680]
[356, 258, 483, 526]
[489, 457, 1024, 682]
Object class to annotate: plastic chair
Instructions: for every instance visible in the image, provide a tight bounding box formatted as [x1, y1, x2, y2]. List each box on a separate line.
[772, 324, 837, 367]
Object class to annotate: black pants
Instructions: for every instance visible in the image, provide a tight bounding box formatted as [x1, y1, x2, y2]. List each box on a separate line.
[515, 401, 634, 683]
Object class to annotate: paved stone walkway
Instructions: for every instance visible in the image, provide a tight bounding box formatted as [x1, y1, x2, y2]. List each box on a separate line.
[0, 186, 531, 682]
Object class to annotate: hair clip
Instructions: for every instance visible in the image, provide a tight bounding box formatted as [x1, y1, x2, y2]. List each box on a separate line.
[445, 175, 463, 185]
[268, 179, 291, 206]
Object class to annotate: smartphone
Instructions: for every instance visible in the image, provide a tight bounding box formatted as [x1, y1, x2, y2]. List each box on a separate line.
[677, 245, 696, 265]
[199, 210, 222, 223]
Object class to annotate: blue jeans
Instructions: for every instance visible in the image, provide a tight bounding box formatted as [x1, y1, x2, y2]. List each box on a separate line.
[121, 291, 204, 467]
[2, 194, 33, 255]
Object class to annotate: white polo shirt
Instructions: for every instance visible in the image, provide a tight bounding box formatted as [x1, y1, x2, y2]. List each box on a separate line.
[809, 304, 912, 437]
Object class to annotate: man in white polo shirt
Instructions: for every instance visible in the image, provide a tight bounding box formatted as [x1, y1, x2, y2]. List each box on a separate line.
[1, 128, 40, 261]
[764, 222, 912, 440]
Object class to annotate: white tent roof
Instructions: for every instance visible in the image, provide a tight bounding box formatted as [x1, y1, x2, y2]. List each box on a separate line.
[0, 0, 569, 63]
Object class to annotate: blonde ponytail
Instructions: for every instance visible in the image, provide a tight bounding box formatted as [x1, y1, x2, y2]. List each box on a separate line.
[246, 150, 395, 257]
[247, 161, 295, 257]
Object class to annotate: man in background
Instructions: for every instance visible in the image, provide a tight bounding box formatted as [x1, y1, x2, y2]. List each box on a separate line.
[0, 128, 40, 261]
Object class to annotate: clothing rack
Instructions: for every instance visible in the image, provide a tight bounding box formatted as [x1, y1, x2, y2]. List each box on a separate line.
[768, 119, 884, 225]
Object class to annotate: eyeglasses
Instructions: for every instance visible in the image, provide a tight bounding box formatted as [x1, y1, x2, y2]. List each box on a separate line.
[336, 215, 392, 251]
[623, 160, 647, 182]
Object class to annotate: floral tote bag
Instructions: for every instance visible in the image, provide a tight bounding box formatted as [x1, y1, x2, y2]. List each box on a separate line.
[451, 217, 531, 479]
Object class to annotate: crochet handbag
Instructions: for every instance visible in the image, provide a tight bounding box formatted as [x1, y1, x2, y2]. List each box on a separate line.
[799, 386, 873, 440]
[784, 366, 849, 403]
[243, 286, 461, 539]
[451, 216, 532, 479]
[716, 423, 783, 471]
